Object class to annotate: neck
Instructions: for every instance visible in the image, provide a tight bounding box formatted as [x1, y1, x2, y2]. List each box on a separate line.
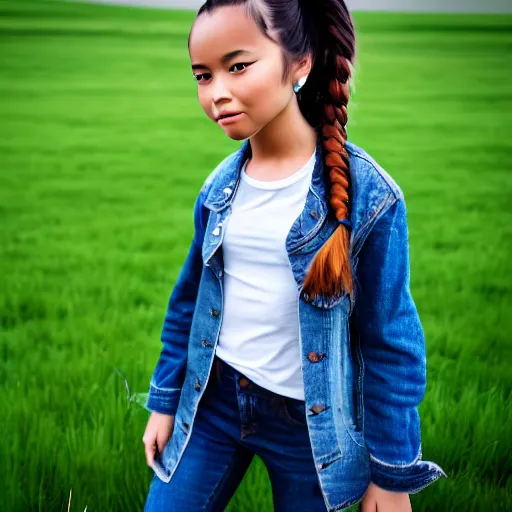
[247, 97, 318, 168]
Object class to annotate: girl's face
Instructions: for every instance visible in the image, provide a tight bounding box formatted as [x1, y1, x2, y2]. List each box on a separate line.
[188, 5, 298, 141]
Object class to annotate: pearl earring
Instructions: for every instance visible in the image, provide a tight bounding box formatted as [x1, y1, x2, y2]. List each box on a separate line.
[293, 74, 309, 93]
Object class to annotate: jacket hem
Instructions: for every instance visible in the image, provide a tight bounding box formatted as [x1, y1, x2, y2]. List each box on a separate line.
[369, 456, 448, 494]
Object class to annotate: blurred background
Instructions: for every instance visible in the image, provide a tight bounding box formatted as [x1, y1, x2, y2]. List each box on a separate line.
[1, 0, 511, 510]
[70, 0, 512, 13]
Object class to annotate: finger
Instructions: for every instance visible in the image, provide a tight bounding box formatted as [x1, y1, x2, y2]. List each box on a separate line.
[157, 424, 174, 453]
[361, 499, 377, 512]
[144, 439, 156, 467]
[156, 433, 167, 454]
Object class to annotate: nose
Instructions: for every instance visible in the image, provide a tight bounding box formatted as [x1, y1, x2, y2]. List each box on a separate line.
[211, 76, 232, 103]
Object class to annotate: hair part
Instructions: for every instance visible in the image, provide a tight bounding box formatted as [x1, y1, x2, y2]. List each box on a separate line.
[193, 0, 357, 303]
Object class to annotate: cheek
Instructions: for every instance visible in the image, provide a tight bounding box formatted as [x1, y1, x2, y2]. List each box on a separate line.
[242, 68, 289, 119]
[197, 91, 213, 118]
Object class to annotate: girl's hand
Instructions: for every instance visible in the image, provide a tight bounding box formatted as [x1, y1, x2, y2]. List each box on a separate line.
[359, 482, 412, 512]
[142, 412, 175, 469]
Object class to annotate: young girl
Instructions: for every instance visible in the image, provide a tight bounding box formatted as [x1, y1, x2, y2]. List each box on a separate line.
[142, 1, 447, 511]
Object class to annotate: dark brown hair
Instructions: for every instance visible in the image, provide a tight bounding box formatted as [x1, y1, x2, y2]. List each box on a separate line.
[191, 0, 357, 302]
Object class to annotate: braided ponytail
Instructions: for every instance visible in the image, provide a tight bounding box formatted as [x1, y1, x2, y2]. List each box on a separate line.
[194, 0, 357, 302]
[300, 0, 357, 302]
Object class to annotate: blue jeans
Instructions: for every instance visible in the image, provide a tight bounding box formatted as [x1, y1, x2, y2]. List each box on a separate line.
[143, 355, 328, 511]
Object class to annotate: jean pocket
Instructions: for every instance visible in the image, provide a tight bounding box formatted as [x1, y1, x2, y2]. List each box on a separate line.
[282, 396, 309, 428]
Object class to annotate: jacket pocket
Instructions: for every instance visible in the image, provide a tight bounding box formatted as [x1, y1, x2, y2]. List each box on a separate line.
[300, 289, 347, 310]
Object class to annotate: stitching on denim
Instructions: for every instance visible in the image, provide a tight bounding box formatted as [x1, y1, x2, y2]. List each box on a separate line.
[203, 442, 248, 508]
[352, 193, 396, 258]
[282, 397, 308, 427]
[146, 396, 174, 406]
[402, 472, 446, 495]
[346, 145, 404, 201]
[355, 326, 365, 437]
[149, 380, 181, 393]
[287, 190, 327, 254]
[202, 153, 237, 205]
[369, 443, 422, 468]
[151, 459, 171, 483]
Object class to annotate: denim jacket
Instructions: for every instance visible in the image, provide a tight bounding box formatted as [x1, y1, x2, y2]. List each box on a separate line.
[144, 136, 448, 511]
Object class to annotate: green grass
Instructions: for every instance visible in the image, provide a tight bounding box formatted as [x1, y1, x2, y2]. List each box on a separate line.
[1, 0, 511, 510]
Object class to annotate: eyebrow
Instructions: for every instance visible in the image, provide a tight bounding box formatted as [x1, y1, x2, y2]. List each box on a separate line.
[191, 49, 253, 71]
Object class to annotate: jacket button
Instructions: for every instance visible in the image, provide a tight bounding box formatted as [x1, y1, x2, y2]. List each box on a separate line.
[307, 351, 326, 362]
[194, 379, 201, 391]
[210, 308, 220, 317]
[239, 377, 250, 388]
[212, 227, 220, 236]
[310, 210, 319, 219]
[202, 337, 213, 348]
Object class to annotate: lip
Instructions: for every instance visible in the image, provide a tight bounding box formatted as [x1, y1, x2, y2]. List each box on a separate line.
[216, 112, 243, 124]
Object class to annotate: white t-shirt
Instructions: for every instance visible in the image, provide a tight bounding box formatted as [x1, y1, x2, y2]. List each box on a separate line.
[215, 149, 317, 400]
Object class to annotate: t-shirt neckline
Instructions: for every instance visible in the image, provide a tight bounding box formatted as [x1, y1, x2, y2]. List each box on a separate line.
[240, 150, 316, 190]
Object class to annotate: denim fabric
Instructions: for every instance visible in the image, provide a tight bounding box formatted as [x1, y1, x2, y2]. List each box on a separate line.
[144, 355, 328, 511]
[144, 135, 448, 511]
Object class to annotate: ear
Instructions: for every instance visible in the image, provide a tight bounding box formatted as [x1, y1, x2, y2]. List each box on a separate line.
[292, 52, 313, 83]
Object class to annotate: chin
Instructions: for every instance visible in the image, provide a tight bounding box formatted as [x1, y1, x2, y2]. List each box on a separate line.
[222, 129, 252, 141]
[221, 123, 262, 142]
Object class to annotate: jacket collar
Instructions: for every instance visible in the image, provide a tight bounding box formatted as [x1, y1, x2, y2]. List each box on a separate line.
[203, 136, 328, 212]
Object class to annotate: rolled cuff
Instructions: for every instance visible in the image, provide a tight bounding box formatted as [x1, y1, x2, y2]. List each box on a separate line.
[369, 444, 448, 494]
[143, 381, 181, 416]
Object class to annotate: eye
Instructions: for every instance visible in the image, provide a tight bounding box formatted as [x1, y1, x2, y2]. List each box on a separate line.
[229, 62, 252, 73]
[193, 62, 253, 84]
[193, 72, 212, 83]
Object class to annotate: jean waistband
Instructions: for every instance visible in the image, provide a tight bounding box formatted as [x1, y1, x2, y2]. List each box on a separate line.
[213, 355, 307, 407]
[214, 354, 245, 380]
[213, 355, 277, 397]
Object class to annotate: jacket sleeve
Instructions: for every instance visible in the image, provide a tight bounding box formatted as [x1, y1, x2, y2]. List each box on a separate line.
[353, 195, 448, 493]
[144, 186, 208, 416]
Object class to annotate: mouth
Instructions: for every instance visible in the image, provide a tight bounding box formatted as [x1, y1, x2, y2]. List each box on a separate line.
[217, 112, 244, 125]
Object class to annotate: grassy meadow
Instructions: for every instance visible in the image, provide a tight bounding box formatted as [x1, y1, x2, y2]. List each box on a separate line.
[0, 0, 511, 510]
